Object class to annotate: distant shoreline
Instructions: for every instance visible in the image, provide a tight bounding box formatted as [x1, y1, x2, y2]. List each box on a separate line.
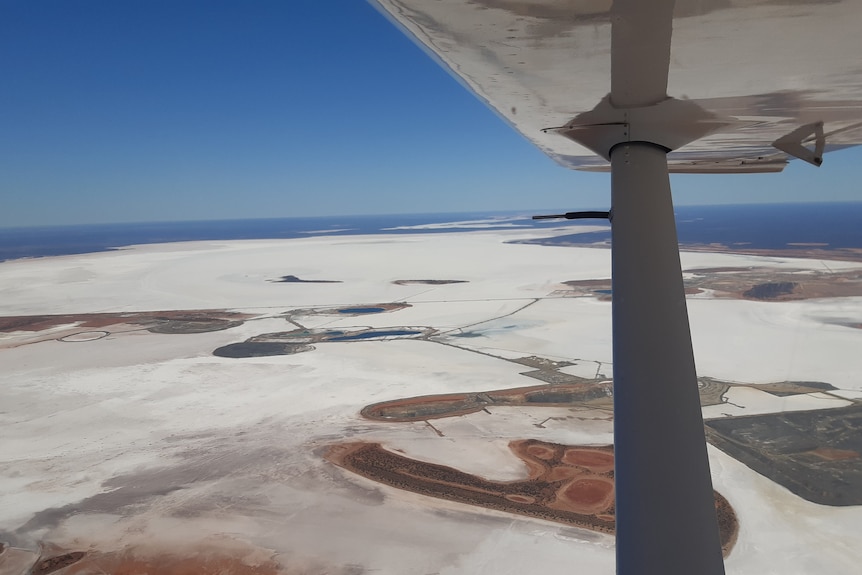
[1, 203, 860, 263]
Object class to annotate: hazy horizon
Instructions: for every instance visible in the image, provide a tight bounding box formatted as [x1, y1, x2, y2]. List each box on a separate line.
[3, 2, 862, 228]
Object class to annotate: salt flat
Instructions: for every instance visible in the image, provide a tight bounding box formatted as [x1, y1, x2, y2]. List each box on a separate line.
[1, 228, 861, 574]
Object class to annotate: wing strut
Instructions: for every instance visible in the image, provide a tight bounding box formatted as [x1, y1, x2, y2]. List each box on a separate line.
[608, 2, 726, 574]
[611, 142, 725, 575]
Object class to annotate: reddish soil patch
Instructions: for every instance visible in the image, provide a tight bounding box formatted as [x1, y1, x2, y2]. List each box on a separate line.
[361, 393, 488, 421]
[327, 440, 617, 535]
[505, 494, 536, 504]
[562, 448, 614, 472]
[807, 447, 861, 461]
[55, 543, 281, 575]
[558, 478, 614, 512]
[545, 467, 582, 482]
[526, 444, 556, 460]
[361, 381, 614, 422]
[69, 554, 279, 575]
[326, 439, 738, 556]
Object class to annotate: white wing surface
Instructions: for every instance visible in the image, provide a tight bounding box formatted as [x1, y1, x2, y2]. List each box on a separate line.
[372, 0, 862, 173]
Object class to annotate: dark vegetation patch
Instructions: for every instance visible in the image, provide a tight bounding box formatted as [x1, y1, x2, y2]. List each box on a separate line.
[148, 318, 244, 334]
[520, 370, 596, 385]
[361, 382, 615, 422]
[213, 342, 314, 358]
[698, 377, 732, 407]
[684, 267, 754, 273]
[32, 552, 86, 575]
[392, 279, 468, 285]
[286, 302, 410, 317]
[337, 307, 385, 314]
[510, 356, 575, 370]
[706, 404, 862, 506]
[270, 275, 341, 283]
[752, 380, 837, 397]
[555, 268, 862, 301]
[742, 282, 798, 300]
[361, 375, 842, 422]
[523, 388, 610, 403]
[213, 326, 433, 358]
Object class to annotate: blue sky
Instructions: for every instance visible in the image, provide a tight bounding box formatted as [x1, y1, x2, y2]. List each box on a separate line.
[2, 0, 859, 227]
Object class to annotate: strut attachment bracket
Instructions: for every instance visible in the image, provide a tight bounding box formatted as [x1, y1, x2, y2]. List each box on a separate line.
[772, 121, 825, 166]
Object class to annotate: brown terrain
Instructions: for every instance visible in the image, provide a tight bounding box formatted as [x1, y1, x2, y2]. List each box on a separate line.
[30, 552, 87, 575]
[682, 245, 862, 264]
[357, 376, 862, 510]
[559, 265, 862, 301]
[0, 542, 288, 575]
[0, 310, 251, 334]
[360, 378, 838, 421]
[61, 550, 281, 575]
[326, 439, 737, 556]
[0, 310, 253, 349]
[0, 302, 413, 352]
[0, 530, 380, 575]
[349, 374, 861, 541]
[361, 381, 615, 422]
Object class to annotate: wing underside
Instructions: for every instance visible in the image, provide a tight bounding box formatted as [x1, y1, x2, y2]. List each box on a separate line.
[372, 0, 862, 173]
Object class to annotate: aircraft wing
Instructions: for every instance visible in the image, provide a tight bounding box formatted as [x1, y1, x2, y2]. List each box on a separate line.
[371, 0, 862, 173]
[368, 3, 862, 574]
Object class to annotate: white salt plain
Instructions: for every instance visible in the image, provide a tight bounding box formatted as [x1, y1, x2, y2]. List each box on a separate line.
[1, 227, 861, 574]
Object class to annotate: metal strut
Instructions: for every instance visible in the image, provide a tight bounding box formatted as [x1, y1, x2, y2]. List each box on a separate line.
[610, 142, 725, 575]
[608, 2, 726, 574]
[531, 210, 609, 220]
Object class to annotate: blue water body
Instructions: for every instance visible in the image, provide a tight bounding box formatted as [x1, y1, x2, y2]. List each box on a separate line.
[1, 203, 860, 262]
[541, 202, 862, 250]
[338, 307, 386, 314]
[329, 330, 422, 341]
[0, 212, 553, 262]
